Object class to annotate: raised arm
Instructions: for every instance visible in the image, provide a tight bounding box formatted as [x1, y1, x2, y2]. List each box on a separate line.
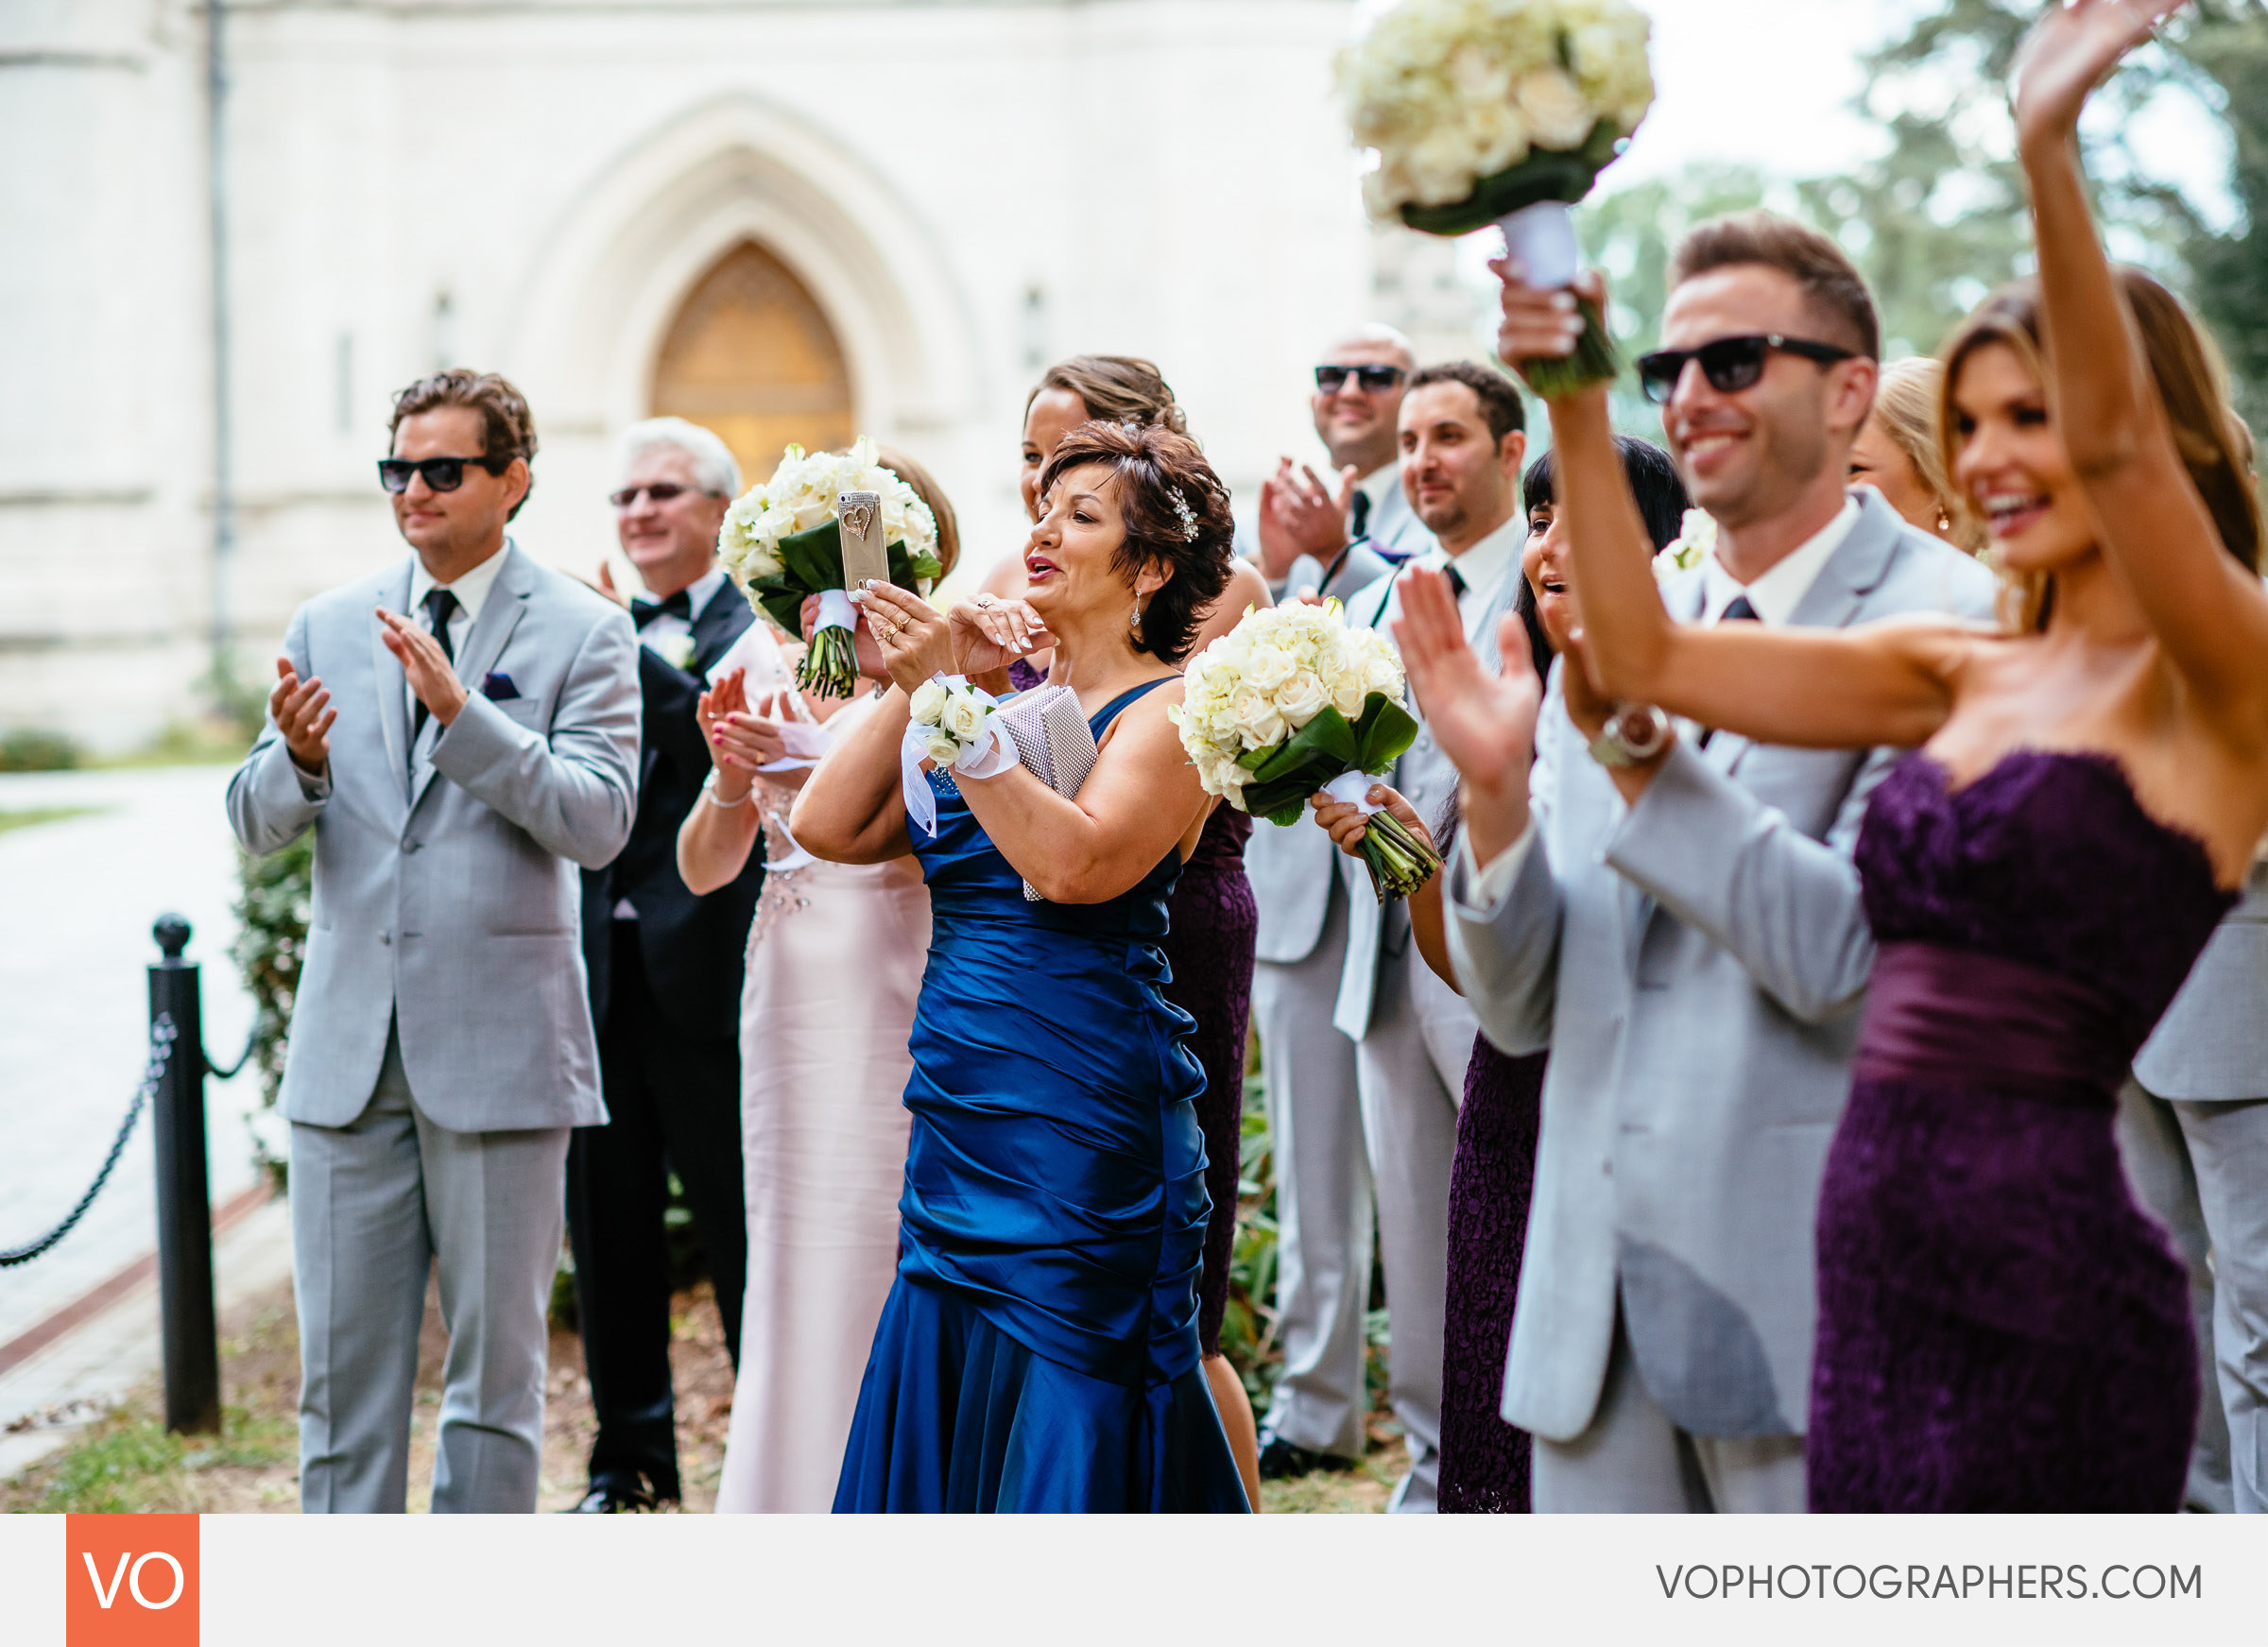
[2013, 0, 2268, 733]
[787, 683, 915, 865]
[1496, 279, 1970, 751]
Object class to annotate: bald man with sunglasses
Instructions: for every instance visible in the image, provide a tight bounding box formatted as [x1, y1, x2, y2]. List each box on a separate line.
[228, 369, 639, 1514]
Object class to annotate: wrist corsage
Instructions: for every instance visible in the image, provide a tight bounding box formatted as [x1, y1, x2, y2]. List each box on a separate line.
[902, 675, 1021, 835]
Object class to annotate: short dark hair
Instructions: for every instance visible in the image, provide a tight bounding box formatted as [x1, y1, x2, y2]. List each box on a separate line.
[1405, 361, 1527, 445]
[1026, 355, 1188, 435]
[1037, 421, 1234, 664]
[1669, 211, 1881, 361]
[388, 369, 540, 520]
[1522, 435, 1690, 552]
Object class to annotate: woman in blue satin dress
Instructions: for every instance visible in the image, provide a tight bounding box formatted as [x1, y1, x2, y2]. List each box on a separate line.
[790, 420, 1248, 1512]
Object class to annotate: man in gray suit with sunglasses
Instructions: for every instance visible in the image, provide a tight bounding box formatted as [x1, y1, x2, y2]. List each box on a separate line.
[227, 369, 639, 1512]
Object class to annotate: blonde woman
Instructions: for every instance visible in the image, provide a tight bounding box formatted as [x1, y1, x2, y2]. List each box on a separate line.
[1850, 357, 1984, 551]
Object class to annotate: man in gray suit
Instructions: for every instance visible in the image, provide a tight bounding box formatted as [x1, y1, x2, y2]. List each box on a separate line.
[1429, 215, 1995, 1510]
[2125, 871, 2268, 1512]
[227, 370, 639, 1512]
[1332, 361, 1528, 1512]
[1245, 326, 1432, 1477]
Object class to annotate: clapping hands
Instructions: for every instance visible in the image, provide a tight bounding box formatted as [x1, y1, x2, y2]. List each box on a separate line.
[1256, 459, 1357, 582]
[267, 656, 335, 776]
[1391, 568, 1540, 865]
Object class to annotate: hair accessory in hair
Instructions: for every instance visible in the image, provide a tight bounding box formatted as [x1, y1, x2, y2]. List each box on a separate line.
[1170, 489, 1199, 541]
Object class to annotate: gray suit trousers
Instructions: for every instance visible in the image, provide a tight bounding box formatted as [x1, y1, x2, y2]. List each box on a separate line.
[292, 1025, 569, 1512]
[2116, 1080, 2234, 1512]
[2156, 1092, 2268, 1514]
[1252, 878, 1373, 1460]
[1354, 939, 1469, 1514]
[1532, 1308, 1805, 1513]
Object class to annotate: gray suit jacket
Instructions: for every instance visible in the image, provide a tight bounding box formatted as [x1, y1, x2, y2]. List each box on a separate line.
[2135, 863, 2268, 1101]
[226, 542, 641, 1132]
[1332, 554, 1524, 1040]
[1446, 492, 1997, 1443]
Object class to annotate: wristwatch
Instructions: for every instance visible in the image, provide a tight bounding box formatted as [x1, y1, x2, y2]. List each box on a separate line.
[1588, 702, 1674, 768]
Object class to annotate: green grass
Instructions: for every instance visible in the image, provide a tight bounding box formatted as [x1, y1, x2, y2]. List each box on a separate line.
[20, 1404, 296, 1514]
[0, 806, 103, 835]
[90, 720, 254, 770]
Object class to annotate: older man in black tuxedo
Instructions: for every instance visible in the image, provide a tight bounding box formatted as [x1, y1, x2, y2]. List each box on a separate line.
[567, 417, 763, 1512]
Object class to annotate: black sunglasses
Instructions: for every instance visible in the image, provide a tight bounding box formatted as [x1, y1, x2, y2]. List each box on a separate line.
[609, 482, 718, 508]
[1634, 335, 1858, 404]
[376, 455, 505, 494]
[1314, 363, 1407, 394]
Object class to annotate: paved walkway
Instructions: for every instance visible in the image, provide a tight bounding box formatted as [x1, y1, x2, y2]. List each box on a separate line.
[0, 766, 266, 1358]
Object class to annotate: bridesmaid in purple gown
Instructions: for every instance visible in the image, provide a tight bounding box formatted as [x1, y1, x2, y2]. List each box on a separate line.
[1482, 0, 2268, 1510]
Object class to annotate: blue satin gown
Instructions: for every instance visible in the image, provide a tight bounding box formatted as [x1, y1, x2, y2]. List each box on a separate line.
[833, 679, 1251, 1513]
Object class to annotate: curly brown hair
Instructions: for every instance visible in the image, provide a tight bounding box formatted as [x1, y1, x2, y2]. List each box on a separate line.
[388, 370, 540, 520]
[1037, 421, 1233, 663]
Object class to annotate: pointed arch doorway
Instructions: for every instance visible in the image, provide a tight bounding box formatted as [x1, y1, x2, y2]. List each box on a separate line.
[650, 240, 855, 489]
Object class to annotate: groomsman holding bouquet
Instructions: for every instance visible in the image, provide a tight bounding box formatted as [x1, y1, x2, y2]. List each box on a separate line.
[1437, 218, 1996, 1511]
[227, 370, 640, 1512]
[567, 418, 763, 1514]
[1246, 328, 1435, 1481]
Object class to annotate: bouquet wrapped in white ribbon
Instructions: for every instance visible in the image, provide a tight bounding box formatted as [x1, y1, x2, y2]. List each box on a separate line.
[717, 437, 943, 697]
[1341, 0, 1654, 395]
[901, 678, 1098, 901]
[1171, 601, 1442, 902]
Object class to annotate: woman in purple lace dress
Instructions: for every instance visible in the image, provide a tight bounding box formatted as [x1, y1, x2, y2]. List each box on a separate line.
[988, 354, 1272, 1501]
[1486, 3, 2268, 1509]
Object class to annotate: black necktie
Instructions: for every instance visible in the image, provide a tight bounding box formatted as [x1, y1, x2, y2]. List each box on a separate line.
[1699, 595, 1758, 748]
[411, 587, 459, 746]
[1446, 564, 1468, 600]
[631, 589, 693, 628]
[1349, 489, 1373, 543]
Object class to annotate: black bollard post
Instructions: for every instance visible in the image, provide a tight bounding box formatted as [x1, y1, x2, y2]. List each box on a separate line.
[149, 914, 221, 1436]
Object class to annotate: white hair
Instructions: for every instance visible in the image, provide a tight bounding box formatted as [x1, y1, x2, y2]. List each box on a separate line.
[616, 416, 741, 499]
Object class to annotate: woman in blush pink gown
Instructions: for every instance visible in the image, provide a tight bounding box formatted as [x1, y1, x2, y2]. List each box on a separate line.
[679, 451, 954, 1512]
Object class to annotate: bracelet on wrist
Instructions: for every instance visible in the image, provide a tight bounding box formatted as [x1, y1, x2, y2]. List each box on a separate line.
[702, 769, 753, 809]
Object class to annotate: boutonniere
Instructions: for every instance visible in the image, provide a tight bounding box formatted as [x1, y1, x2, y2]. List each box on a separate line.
[1655, 509, 1717, 581]
[654, 633, 698, 672]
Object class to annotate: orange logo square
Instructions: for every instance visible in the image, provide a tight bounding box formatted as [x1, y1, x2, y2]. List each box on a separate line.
[64, 1515, 198, 1646]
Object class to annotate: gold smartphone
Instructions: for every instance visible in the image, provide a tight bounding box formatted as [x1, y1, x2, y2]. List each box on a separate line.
[836, 490, 890, 590]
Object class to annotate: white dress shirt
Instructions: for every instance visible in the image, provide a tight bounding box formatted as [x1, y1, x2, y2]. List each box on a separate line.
[1358, 510, 1522, 638]
[404, 541, 509, 752]
[1460, 495, 1861, 908]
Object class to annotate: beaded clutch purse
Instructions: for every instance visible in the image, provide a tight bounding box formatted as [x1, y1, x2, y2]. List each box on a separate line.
[993, 684, 1097, 901]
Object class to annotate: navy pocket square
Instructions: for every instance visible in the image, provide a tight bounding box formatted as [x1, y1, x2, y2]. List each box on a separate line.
[481, 671, 520, 701]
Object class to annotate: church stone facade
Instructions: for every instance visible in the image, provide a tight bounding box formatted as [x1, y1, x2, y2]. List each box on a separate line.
[4, 0, 1483, 747]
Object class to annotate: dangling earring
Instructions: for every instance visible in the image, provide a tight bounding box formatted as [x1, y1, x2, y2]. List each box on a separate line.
[1130, 593, 1144, 639]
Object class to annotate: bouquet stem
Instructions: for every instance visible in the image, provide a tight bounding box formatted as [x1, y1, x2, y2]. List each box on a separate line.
[1498, 199, 1620, 397]
[1520, 290, 1621, 399]
[1357, 809, 1443, 904]
[798, 625, 860, 698]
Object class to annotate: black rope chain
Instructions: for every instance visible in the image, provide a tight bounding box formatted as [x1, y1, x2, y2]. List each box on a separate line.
[0, 1015, 179, 1268]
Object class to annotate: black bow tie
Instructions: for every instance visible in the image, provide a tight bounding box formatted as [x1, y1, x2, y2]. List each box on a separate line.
[631, 590, 693, 628]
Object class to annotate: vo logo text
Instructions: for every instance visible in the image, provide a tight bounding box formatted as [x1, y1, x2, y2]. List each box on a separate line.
[64, 1516, 198, 1646]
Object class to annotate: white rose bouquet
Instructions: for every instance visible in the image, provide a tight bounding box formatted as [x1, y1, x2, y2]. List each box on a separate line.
[1340, 0, 1655, 396]
[717, 437, 943, 697]
[1171, 600, 1442, 902]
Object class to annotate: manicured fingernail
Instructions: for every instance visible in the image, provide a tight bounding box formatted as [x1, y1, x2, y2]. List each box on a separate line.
[1552, 292, 1576, 312]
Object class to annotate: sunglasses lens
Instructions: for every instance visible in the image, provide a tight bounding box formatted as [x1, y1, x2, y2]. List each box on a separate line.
[1635, 354, 1681, 404]
[1314, 367, 1349, 392]
[377, 461, 411, 493]
[423, 459, 466, 492]
[1700, 339, 1769, 395]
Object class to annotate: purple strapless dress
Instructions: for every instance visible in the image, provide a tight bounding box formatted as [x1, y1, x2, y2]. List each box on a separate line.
[1811, 749, 2236, 1511]
[1157, 805, 1258, 1358]
[1438, 1036, 1545, 1514]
